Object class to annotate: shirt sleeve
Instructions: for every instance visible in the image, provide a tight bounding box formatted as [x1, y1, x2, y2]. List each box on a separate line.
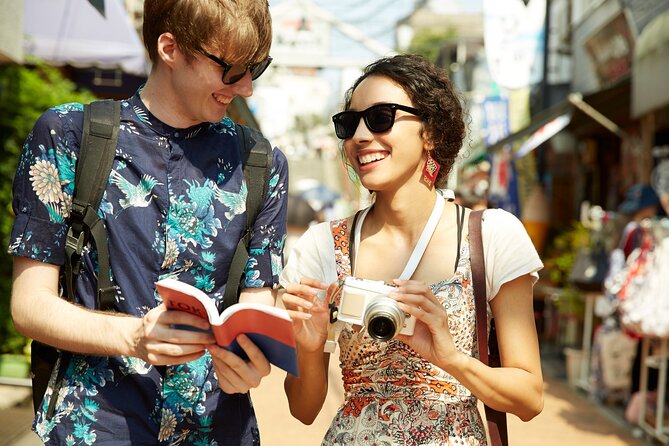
[243, 145, 289, 289]
[279, 222, 337, 294]
[8, 104, 83, 265]
[481, 208, 544, 301]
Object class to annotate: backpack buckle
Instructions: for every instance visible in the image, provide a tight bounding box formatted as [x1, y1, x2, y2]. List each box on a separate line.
[65, 227, 86, 255]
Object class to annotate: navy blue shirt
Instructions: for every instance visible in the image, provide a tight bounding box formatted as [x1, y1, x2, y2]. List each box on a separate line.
[9, 91, 288, 445]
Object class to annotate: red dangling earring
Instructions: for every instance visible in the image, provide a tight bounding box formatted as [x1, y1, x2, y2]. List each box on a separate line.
[421, 151, 441, 188]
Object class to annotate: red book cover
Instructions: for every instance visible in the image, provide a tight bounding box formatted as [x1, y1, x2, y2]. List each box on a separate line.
[156, 278, 298, 376]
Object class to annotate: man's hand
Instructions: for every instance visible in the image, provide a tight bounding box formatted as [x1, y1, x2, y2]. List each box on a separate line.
[208, 334, 271, 394]
[130, 303, 216, 365]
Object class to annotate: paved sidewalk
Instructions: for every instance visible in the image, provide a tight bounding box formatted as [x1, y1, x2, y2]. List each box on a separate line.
[1, 361, 647, 445]
[252, 362, 646, 446]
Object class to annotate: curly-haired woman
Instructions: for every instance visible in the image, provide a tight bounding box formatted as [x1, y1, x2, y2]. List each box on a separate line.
[279, 54, 544, 445]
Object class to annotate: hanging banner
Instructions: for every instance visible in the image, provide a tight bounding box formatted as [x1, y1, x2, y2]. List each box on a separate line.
[483, 0, 546, 89]
[488, 147, 521, 216]
[481, 96, 510, 146]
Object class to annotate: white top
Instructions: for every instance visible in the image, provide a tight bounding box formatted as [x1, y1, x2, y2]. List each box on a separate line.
[280, 208, 544, 302]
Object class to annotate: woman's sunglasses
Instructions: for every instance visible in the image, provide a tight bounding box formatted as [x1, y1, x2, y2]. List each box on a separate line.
[331, 103, 422, 139]
[206, 54, 273, 85]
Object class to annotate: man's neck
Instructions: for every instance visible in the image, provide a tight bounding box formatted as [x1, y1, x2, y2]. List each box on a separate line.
[140, 74, 195, 129]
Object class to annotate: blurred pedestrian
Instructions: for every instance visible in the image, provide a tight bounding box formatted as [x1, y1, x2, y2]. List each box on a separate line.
[615, 184, 662, 424]
[285, 194, 318, 260]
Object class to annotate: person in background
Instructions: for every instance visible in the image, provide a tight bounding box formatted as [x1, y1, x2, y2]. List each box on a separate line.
[279, 54, 544, 445]
[285, 193, 318, 260]
[617, 184, 661, 258]
[616, 184, 662, 425]
[9, 0, 288, 444]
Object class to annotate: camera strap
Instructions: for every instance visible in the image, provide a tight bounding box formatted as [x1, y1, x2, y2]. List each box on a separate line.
[352, 190, 445, 279]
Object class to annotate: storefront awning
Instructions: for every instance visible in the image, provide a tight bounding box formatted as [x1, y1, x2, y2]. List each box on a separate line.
[514, 113, 571, 159]
[632, 8, 669, 117]
[23, 0, 147, 76]
[485, 83, 629, 156]
[484, 99, 572, 155]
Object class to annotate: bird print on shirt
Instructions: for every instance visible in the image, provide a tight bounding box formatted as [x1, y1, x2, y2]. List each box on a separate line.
[110, 170, 161, 210]
[213, 179, 247, 222]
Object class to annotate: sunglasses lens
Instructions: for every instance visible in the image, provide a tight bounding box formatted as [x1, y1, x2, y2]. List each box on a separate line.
[223, 65, 248, 85]
[250, 57, 272, 80]
[222, 57, 272, 84]
[366, 105, 395, 133]
[333, 112, 359, 139]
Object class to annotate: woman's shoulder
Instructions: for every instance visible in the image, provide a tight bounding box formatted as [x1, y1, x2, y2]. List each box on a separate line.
[480, 208, 526, 235]
[479, 207, 539, 260]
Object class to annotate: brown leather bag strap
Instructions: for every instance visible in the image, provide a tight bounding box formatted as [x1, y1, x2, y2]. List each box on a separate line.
[469, 210, 489, 366]
[468, 209, 508, 446]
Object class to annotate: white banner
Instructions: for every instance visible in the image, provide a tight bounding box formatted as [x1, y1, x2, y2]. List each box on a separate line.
[483, 0, 546, 89]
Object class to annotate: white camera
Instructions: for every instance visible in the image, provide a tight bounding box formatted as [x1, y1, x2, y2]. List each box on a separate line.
[337, 277, 415, 341]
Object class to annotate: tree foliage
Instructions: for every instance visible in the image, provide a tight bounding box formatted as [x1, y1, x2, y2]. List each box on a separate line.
[0, 63, 97, 353]
[407, 28, 457, 64]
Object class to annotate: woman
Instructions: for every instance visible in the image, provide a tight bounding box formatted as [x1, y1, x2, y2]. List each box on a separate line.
[280, 54, 544, 445]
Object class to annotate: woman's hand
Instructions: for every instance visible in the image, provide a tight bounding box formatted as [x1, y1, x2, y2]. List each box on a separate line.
[281, 277, 332, 352]
[390, 279, 464, 370]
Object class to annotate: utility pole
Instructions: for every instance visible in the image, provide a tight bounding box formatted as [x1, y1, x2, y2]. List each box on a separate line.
[541, 0, 551, 111]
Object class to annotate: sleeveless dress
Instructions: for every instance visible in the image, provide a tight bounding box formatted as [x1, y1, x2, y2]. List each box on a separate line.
[323, 218, 487, 446]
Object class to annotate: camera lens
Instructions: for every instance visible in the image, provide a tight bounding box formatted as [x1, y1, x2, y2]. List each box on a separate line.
[363, 297, 404, 342]
[367, 315, 397, 341]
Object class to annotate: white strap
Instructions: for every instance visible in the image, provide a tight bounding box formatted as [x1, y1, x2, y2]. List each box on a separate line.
[353, 191, 445, 280]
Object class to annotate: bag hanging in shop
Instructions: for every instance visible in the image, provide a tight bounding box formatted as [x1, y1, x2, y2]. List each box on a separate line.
[589, 322, 638, 402]
[619, 236, 669, 337]
[569, 241, 609, 292]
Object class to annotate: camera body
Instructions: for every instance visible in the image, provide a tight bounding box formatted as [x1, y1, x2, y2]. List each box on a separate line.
[338, 276, 415, 341]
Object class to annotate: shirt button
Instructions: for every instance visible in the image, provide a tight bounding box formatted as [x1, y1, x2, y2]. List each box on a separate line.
[174, 132, 180, 138]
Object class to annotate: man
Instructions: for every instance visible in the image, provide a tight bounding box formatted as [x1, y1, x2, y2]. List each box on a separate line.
[9, 0, 287, 444]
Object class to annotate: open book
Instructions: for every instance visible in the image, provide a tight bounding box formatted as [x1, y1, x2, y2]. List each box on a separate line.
[156, 278, 298, 376]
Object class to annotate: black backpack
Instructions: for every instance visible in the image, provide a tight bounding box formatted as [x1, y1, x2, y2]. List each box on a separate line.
[31, 99, 273, 418]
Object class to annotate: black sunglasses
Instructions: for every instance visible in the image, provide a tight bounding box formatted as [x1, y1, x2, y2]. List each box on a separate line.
[332, 103, 422, 139]
[206, 54, 273, 85]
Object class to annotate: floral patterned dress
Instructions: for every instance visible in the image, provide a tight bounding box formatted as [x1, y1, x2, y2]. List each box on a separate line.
[9, 91, 288, 445]
[324, 218, 487, 446]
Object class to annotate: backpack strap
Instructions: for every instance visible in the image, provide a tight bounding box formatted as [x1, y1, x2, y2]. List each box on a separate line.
[64, 99, 120, 310]
[222, 124, 273, 309]
[468, 209, 508, 446]
[41, 100, 121, 420]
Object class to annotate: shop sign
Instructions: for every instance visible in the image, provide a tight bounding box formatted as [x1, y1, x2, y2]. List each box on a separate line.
[273, 13, 330, 58]
[584, 11, 635, 84]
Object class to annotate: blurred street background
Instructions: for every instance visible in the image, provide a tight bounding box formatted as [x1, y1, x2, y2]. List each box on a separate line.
[2, 0, 669, 444]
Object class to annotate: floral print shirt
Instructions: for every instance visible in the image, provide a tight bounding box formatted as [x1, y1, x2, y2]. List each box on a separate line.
[9, 91, 289, 445]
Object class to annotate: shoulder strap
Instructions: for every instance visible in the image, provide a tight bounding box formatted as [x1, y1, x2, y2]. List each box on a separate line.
[330, 217, 354, 282]
[468, 209, 508, 446]
[49, 100, 120, 420]
[222, 124, 273, 309]
[64, 99, 120, 311]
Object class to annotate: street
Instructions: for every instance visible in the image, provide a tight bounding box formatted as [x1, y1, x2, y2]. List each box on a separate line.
[1, 355, 647, 445]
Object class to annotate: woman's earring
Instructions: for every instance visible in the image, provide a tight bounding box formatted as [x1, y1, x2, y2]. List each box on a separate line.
[421, 152, 441, 188]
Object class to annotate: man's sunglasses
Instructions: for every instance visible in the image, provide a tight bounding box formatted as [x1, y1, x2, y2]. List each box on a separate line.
[332, 103, 422, 139]
[206, 54, 273, 85]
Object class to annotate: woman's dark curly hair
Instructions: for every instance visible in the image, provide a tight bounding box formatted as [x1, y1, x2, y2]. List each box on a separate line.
[342, 53, 465, 188]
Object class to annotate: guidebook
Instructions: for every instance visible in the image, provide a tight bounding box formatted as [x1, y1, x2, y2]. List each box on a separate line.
[156, 278, 298, 376]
